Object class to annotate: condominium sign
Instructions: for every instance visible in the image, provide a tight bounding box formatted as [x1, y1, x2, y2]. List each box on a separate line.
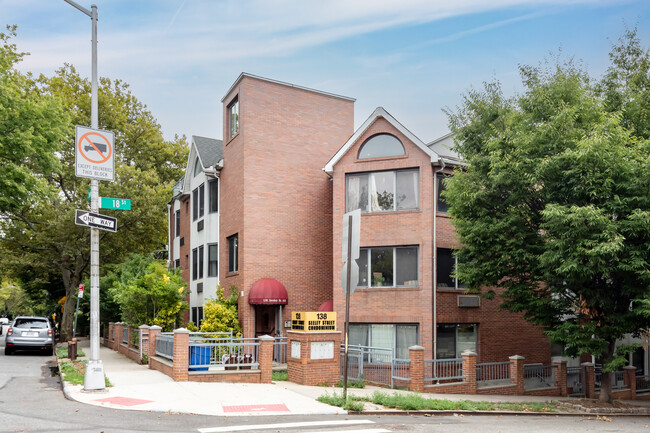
[291, 312, 337, 332]
[75, 126, 115, 181]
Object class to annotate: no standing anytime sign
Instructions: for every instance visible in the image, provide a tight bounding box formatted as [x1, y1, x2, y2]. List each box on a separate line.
[75, 126, 115, 181]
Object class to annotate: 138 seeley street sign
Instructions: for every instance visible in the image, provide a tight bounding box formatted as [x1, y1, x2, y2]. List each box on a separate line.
[75, 210, 117, 232]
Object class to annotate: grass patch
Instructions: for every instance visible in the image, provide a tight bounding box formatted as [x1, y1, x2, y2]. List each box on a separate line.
[60, 361, 86, 385]
[317, 393, 364, 412]
[56, 345, 85, 358]
[353, 391, 557, 412]
[272, 370, 287, 381]
[336, 378, 365, 388]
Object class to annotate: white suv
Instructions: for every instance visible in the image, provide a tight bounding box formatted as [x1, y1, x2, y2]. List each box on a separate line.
[5, 316, 55, 356]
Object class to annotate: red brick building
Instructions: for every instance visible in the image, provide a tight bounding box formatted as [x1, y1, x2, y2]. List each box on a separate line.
[169, 73, 551, 365]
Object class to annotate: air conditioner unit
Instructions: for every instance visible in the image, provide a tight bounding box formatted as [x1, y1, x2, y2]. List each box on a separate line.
[197, 282, 203, 293]
[197, 220, 204, 231]
[180, 237, 185, 246]
[457, 295, 480, 308]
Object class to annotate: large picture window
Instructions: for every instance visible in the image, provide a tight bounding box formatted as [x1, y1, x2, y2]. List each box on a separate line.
[228, 234, 238, 273]
[356, 246, 418, 288]
[346, 169, 419, 213]
[208, 243, 218, 277]
[436, 248, 466, 290]
[349, 323, 418, 359]
[437, 324, 477, 359]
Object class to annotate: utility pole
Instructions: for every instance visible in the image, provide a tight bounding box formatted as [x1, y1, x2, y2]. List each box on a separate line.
[63, 0, 105, 390]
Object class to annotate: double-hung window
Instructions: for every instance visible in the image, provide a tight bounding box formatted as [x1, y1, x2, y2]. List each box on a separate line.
[436, 173, 450, 214]
[209, 179, 218, 213]
[228, 234, 238, 273]
[198, 245, 204, 279]
[208, 243, 218, 277]
[192, 248, 198, 280]
[355, 246, 418, 288]
[192, 183, 205, 221]
[228, 97, 239, 139]
[436, 248, 466, 289]
[174, 210, 180, 237]
[437, 324, 477, 359]
[346, 169, 419, 213]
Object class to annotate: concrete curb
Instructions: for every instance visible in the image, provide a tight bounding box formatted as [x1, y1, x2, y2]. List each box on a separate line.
[353, 409, 650, 417]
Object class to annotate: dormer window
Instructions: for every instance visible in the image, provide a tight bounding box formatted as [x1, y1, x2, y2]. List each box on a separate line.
[193, 157, 202, 177]
[358, 133, 405, 159]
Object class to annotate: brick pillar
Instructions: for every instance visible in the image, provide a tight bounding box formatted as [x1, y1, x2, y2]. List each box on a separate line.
[462, 351, 477, 394]
[172, 328, 189, 381]
[408, 346, 425, 392]
[113, 323, 123, 351]
[139, 325, 150, 360]
[148, 325, 162, 369]
[623, 365, 636, 400]
[552, 358, 568, 397]
[509, 355, 525, 395]
[582, 362, 595, 399]
[258, 335, 274, 384]
[287, 331, 342, 386]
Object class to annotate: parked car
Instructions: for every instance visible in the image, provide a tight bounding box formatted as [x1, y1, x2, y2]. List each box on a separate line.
[0, 317, 8, 335]
[5, 316, 55, 356]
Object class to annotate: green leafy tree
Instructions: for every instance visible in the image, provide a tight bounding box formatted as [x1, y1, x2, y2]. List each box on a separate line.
[0, 278, 34, 318]
[200, 286, 242, 335]
[444, 33, 650, 402]
[0, 37, 188, 340]
[0, 26, 68, 213]
[108, 254, 188, 331]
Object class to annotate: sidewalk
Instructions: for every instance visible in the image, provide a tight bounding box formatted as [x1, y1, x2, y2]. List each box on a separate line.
[59, 339, 649, 417]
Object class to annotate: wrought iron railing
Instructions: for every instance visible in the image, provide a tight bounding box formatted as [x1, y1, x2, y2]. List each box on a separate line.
[636, 375, 650, 393]
[155, 333, 174, 360]
[567, 366, 583, 396]
[340, 344, 395, 387]
[425, 358, 464, 383]
[476, 361, 512, 384]
[524, 364, 556, 390]
[273, 337, 287, 364]
[122, 327, 128, 344]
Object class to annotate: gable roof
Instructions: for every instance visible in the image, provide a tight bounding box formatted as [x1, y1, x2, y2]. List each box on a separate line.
[323, 107, 440, 174]
[193, 135, 223, 169]
[427, 133, 467, 166]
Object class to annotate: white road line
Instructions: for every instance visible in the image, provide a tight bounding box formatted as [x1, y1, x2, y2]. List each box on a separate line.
[301, 429, 391, 433]
[198, 419, 375, 432]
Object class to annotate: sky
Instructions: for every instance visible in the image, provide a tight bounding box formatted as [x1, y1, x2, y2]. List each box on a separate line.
[3, 0, 650, 144]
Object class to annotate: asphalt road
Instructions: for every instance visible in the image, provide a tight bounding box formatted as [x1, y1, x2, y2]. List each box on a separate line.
[0, 336, 647, 433]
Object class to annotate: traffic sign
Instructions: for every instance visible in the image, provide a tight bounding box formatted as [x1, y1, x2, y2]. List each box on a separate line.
[75, 126, 115, 181]
[78, 284, 84, 299]
[75, 209, 117, 232]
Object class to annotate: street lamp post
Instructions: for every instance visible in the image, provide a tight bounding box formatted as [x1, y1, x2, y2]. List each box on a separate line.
[63, 0, 105, 391]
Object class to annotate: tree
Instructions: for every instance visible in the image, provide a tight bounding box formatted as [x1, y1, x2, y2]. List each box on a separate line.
[200, 286, 242, 335]
[0, 35, 188, 340]
[0, 26, 68, 213]
[444, 33, 650, 402]
[0, 278, 34, 318]
[107, 254, 188, 331]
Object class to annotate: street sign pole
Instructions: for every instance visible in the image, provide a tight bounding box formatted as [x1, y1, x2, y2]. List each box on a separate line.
[343, 214, 352, 402]
[65, 0, 105, 390]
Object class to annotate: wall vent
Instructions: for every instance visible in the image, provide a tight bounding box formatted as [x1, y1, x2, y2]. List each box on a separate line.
[457, 295, 480, 308]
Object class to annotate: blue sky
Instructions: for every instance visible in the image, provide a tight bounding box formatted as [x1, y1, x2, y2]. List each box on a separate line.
[3, 0, 649, 143]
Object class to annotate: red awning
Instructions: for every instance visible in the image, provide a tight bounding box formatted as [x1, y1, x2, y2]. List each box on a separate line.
[318, 300, 333, 312]
[248, 278, 288, 305]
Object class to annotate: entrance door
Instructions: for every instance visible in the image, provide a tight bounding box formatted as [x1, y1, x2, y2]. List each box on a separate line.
[255, 305, 277, 337]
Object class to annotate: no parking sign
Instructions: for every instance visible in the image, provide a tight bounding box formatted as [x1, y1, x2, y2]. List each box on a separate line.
[75, 126, 115, 181]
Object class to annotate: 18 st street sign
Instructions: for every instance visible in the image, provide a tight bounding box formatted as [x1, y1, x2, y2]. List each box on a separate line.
[75, 210, 117, 232]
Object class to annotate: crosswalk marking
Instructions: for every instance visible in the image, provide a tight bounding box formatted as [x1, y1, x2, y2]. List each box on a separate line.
[198, 419, 375, 432]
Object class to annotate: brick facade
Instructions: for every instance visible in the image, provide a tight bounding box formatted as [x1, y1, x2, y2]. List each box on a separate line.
[220, 75, 354, 338]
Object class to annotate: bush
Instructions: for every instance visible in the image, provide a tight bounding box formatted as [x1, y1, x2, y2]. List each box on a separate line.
[200, 285, 241, 334]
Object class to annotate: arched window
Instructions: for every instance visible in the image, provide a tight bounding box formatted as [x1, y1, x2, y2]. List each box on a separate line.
[358, 133, 405, 159]
[193, 157, 202, 177]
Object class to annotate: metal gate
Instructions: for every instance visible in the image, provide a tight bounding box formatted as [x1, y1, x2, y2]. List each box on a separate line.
[340, 344, 395, 387]
[567, 366, 584, 396]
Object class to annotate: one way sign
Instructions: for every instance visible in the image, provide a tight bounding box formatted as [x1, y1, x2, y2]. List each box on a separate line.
[75, 209, 117, 232]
